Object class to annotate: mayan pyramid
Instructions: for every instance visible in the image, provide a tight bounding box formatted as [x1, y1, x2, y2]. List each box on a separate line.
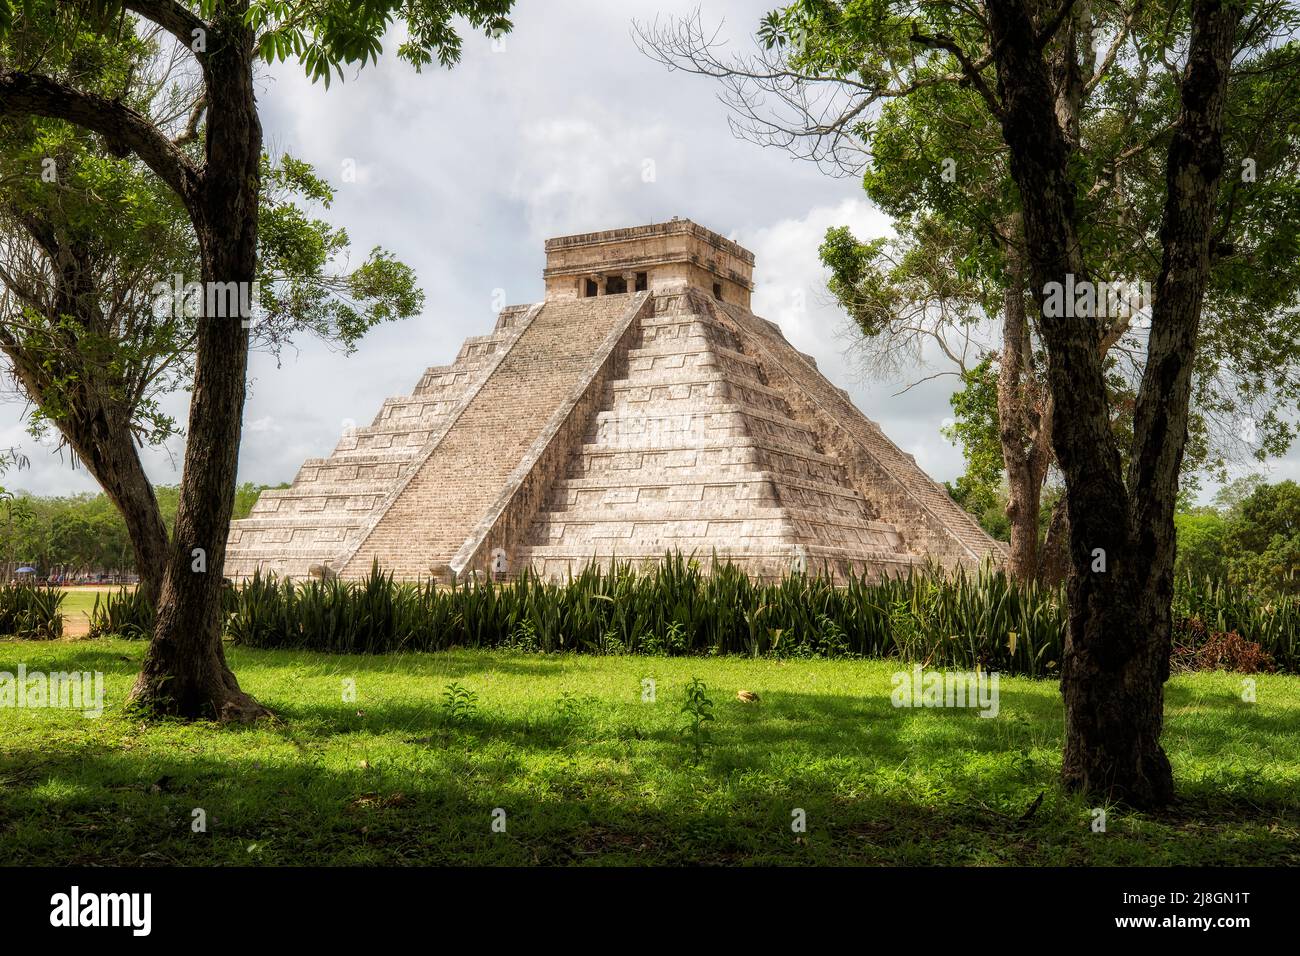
[224, 219, 1005, 582]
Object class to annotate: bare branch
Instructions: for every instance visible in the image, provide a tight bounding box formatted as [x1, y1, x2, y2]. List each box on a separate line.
[173, 92, 207, 146]
[908, 28, 1002, 118]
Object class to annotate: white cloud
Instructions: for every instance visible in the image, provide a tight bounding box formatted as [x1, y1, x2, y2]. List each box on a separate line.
[509, 112, 683, 241]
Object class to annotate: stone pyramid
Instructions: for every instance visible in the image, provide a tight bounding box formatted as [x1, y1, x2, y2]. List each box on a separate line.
[225, 219, 1005, 582]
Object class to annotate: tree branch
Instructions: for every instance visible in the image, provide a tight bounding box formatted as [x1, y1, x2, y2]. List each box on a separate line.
[1035, 0, 1082, 49]
[173, 92, 208, 146]
[0, 70, 201, 211]
[123, 0, 210, 66]
[909, 28, 1003, 117]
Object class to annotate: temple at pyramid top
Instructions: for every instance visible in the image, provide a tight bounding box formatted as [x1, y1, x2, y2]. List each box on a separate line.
[225, 218, 1005, 583]
[543, 218, 755, 307]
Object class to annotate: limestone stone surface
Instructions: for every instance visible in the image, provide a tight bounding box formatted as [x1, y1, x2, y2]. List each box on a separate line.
[224, 219, 1006, 582]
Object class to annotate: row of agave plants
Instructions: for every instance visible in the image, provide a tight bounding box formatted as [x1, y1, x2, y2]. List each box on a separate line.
[0, 583, 63, 639]
[78, 556, 1299, 675]
[216, 556, 1071, 675]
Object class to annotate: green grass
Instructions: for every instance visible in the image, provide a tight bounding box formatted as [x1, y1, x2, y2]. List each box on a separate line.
[1, 638, 1297, 865]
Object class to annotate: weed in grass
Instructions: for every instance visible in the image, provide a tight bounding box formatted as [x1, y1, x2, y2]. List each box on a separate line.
[554, 691, 587, 734]
[504, 620, 541, 653]
[441, 682, 479, 725]
[680, 676, 715, 765]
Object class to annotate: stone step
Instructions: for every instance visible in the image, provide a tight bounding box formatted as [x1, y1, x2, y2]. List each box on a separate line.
[570, 435, 852, 485]
[249, 494, 384, 516]
[331, 429, 436, 456]
[780, 507, 906, 551]
[339, 294, 646, 578]
[605, 376, 788, 418]
[608, 367, 786, 399]
[254, 482, 391, 502]
[625, 340, 759, 366]
[545, 471, 880, 516]
[229, 514, 368, 530]
[531, 511, 794, 546]
[373, 396, 463, 424]
[590, 402, 818, 447]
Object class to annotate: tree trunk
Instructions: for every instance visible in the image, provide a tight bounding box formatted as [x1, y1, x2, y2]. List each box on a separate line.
[0, 345, 170, 603]
[1038, 496, 1070, 587]
[127, 8, 268, 722]
[63, 409, 169, 605]
[996, 218, 1052, 582]
[985, 0, 1238, 807]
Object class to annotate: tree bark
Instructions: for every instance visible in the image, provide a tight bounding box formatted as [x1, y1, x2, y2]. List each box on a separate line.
[54, 408, 169, 604]
[1038, 495, 1070, 587]
[997, 216, 1053, 581]
[985, 0, 1239, 806]
[126, 6, 268, 722]
[68, 408, 170, 605]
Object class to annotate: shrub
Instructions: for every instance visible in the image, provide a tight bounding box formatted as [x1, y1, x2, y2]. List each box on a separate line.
[0, 584, 63, 639]
[1173, 575, 1300, 670]
[88, 588, 155, 640]
[1171, 616, 1278, 674]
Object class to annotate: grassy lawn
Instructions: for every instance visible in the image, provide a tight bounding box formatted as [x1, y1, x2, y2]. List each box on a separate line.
[1, 637, 1296, 866]
[56, 589, 103, 638]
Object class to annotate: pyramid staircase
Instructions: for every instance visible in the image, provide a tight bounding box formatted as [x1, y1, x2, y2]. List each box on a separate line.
[223, 303, 537, 579]
[518, 290, 923, 580]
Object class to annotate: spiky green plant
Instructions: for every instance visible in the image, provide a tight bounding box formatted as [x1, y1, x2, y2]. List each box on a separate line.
[0, 583, 63, 639]
[88, 588, 155, 640]
[85, 553, 1294, 674]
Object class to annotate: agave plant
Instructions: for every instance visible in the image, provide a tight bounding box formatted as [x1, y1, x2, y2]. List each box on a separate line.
[0, 583, 64, 640]
[88, 588, 154, 640]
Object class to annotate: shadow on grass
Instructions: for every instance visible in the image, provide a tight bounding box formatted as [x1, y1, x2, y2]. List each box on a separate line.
[2, 687, 1296, 866]
[1, 732, 1294, 866]
[2, 642, 1295, 865]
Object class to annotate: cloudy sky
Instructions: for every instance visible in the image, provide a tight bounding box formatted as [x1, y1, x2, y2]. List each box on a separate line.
[1, 0, 1289, 498]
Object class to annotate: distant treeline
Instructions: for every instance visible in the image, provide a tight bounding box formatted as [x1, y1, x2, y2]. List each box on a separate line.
[951, 476, 1299, 601]
[0, 483, 282, 578]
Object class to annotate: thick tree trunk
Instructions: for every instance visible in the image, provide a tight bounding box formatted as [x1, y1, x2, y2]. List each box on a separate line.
[61, 408, 169, 605]
[1004, 455, 1042, 579]
[127, 8, 267, 722]
[986, 0, 1238, 806]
